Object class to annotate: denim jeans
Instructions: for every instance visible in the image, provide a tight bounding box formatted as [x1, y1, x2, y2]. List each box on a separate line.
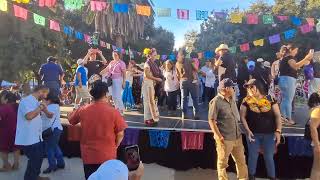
[44, 81, 60, 97]
[21, 142, 45, 180]
[246, 133, 276, 178]
[278, 76, 297, 120]
[166, 90, 178, 111]
[180, 80, 199, 116]
[44, 128, 65, 169]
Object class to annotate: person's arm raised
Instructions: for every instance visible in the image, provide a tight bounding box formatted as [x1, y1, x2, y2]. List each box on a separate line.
[288, 50, 313, 70]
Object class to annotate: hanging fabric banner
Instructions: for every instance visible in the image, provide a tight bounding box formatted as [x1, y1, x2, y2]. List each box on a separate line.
[121, 129, 140, 146]
[49, 20, 60, 31]
[181, 132, 204, 151]
[13, 5, 28, 20]
[284, 29, 296, 40]
[149, 130, 170, 149]
[177, 9, 189, 20]
[246, 14, 258, 24]
[161, 55, 167, 60]
[0, 0, 7, 12]
[63, 26, 73, 36]
[169, 54, 176, 61]
[277, 15, 288, 21]
[204, 51, 213, 59]
[33, 13, 46, 26]
[156, 8, 171, 17]
[240, 43, 250, 52]
[64, 0, 83, 10]
[306, 18, 315, 27]
[214, 12, 227, 19]
[113, 3, 128, 13]
[14, 0, 30, 4]
[136, 5, 151, 16]
[291, 16, 302, 26]
[90, 1, 108, 11]
[253, 39, 264, 47]
[229, 46, 237, 54]
[300, 24, 314, 34]
[230, 13, 243, 23]
[75, 31, 84, 40]
[196, 10, 208, 20]
[262, 15, 274, 24]
[39, 0, 56, 7]
[84, 34, 91, 43]
[269, 34, 280, 44]
[316, 20, 320, 32]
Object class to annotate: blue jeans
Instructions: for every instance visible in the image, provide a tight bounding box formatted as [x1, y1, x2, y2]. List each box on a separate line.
[44, 128, 65, 169]
[21, 142, 45, 180]
[44, 81, 60, 96]
[180, 80, 199, 116]
[278, 76, 296, 120]
[246, 133, 276, 178]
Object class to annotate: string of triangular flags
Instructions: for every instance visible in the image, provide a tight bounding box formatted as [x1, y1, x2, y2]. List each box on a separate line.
[1, 0, 143, 58]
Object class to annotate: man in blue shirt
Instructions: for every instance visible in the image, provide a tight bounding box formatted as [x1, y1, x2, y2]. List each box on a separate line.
[38, 56, 64, 96]
[74, 59, 91, 105]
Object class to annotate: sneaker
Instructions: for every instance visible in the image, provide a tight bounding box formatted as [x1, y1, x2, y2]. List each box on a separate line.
[57, 165, 65, 169]
[43, 167, 57, 174]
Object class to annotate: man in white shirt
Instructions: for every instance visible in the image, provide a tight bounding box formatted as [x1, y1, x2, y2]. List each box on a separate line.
[15, 85, 52, 180]
[200, 60, 216, 103]
[200, 60, 211, 102]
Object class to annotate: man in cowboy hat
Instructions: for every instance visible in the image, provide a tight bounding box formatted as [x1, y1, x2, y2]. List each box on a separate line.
[215, 44, 237, 82]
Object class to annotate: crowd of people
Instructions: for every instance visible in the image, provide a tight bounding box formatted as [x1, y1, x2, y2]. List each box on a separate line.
[0, 42, 320, 180]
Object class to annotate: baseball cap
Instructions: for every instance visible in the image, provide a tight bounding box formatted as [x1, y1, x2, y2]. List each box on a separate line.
[77, 59, 85, 65]
[88, 160, 128, 180]
[218, 78, 236, 89]
[243, 79, 258, 88]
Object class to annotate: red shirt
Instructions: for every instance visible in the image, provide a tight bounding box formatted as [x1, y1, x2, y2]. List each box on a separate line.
[68, 101, 127, 164]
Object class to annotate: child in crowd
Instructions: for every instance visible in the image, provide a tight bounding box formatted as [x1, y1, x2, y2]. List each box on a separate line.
[163, 60, 179, 115]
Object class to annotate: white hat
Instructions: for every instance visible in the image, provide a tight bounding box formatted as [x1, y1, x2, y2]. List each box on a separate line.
[263, 61, 271, 68]
[257, 58, 264, 62]
[77, 59, 85, 65]
[88, 160, 128, 180]
[215, 44, 229, 53]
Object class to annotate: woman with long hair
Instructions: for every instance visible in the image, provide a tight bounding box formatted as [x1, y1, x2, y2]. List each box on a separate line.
[142, 48, 163, 126]
[278, 44, 313, 125]
[240, 79, 282, 180]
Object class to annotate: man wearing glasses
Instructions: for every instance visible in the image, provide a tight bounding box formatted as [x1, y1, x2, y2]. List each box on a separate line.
[208, 78, 248, 180]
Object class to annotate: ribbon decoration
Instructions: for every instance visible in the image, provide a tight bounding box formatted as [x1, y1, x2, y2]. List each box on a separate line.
[0, 0, 7, 12]
[33, 13, 46, 26]
[284, 29, 296, 39]
[90, 1, 108, 11]
[291, 16, 302, 26]
[177, 9, 189, 20]
[49, 20, 60, 31]
[39, 0, 56, 8]
[156, 8, 171, 17]
[121, 129, 140, 146]
[300, 24, 314, 34]
[14, 0, 29, 3]
[136, 5, 151, 16]
[277, 15, 288, 21]
[246, 14, 258, 24]
[229, 46, 237, 54]
[253, 39, 264, 47]
[113, 3, 128, 13]
[240, 43, 250, 52]
[269, 34, 280, 44]
[149, 130, 170, 149]
[64, 0, 83, 10]
[196, 10, 208, 20]
[181, 132, 204, 151]
[306, 18, 315, 27]
[63, 26, 73, 36]
[263, 15, 274, 24]
[13, 5, 28, 20]
[75, 31, 84, 40]
[230, 13, 243, 23]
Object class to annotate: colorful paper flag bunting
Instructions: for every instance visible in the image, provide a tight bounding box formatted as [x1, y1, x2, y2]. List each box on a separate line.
[240, 43, 250, 52]
[14, 0, 30, 3]
[39, 0, 56, 7]
[84, 34, 91, 43]
[229, 46, 237, 54]
[49, 20, 60, 31]
[100, 40, 106, 47]
[33, 13, 45, 26]
[0, 0, 7, 12]
[284, 29, 296, 40]
[246, 14, 258, 24]
[204, 51, 213, 59]
[112, 45, 117, 51]
[75, 31, 83, 40]
[156, 8, 171, 17]
[177, 9, 189, 20]
[230, 13, 243, 23]
[13, 5, 28, 20]
[90, 1, 108, 11]
[196, 10, 208, 20]
[253, 39, 264, 47]
[291, 16, 302, 26]
[161, 55, 167, 60]
[268, 34, 280, 44]
[149, 130, 170, 149]
[181, 132, 204, 151]
[214, 12, 227, 19]
[300, 24, 314, 34]
[136, 5, 151, 16]
[113, 3, 128, 13]
[277, 15, 288, 21]
[306, 18, 315, 27]
[262, 15, 274, 24]
[63, 26, 73, 36]
[64, 0, 83, 10]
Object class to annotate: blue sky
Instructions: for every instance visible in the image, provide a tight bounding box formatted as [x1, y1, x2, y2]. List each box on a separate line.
[152, 0, 274, 49]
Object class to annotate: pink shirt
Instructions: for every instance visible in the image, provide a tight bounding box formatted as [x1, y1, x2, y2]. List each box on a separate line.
[107, 60, 126, 79]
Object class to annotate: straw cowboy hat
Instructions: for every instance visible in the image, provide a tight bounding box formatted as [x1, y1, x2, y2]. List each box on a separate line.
[257, 58, 264, 63]
[215, 44, 229, 53]
[263, 61, 271, 68]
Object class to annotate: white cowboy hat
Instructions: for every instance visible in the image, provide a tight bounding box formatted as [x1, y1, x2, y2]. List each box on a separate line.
[257, 58, 264, 62]
[215, 44, 229, 53]
[77, 58, 85, 65]
[263, 61, 271, 68]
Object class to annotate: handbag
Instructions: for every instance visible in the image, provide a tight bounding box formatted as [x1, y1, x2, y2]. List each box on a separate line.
[106, 62, 121, 87]
[42, 116, 57, 140]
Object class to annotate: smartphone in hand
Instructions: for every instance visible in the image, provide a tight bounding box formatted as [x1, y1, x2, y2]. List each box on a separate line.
[124, 145, 140, 171]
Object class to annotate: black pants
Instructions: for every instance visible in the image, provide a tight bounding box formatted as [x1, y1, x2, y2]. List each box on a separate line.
[83, 164, 101, 179]
[205, 87, 215, 103]
[166, 90, 178, 111]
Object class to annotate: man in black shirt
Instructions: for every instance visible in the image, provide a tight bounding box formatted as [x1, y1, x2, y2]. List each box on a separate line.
[83, 48, 108, 79]
[310, 59, 320, 95]
[215, 44, 237, 82]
